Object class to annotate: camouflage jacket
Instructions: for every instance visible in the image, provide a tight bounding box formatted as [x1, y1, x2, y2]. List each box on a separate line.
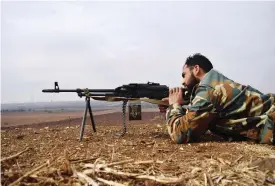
[166, 69, 275, 145]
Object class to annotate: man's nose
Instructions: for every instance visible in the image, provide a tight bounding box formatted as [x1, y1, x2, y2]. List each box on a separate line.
[181, 79, 186, 87]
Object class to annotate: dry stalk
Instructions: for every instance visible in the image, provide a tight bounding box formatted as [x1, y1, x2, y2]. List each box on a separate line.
[76, 172, 99, 186]
[84, 159, 163, 169]
[16, 159, 22, 173]
[233, 155, 243, 164]
[206, 173, 214, 186]
[135, 174, 184, 184]
[57, 170, 64, 181]
[204, 173, 207, 186]
[71, 165, 86, 185]
[60, 149, 73, 175]
[49, 144, 58, 155]
[84, 163, 105, 169]
[191, 167, 202, 175]
[107, 159, 134, 167]
[95, 177, 127, 186]
[70, 157, 98, 163]
[217, 158, 227, 165]
[111, 146, 115, 162]
[141, 140, 156, 146]
[83, 166, 184, 184]
[215, 175, 224, 183]
[9, 160, 49, 186]
[133, 160, 164, 165]
[151, 141, 157, 153]
[29, 176, 58, 185]
[222, 179, 232, 184]
[84, 167, 139, 177]
[1, 147, 30, 162]
[167, 151, 177, 161]
[233, 180, 249, 186]
[93, 158, 104, 175]
[251, 179, 257, 186]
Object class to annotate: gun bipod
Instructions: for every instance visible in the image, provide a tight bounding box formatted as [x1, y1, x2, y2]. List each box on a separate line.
[79, 96, 96, 141]
[79, 96, 129, 141]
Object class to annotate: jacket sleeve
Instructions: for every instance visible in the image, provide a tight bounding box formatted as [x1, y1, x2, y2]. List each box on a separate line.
[165, 86, 216, 144]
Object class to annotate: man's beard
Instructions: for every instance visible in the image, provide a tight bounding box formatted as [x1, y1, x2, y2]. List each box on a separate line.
[186, 72, 199, 92]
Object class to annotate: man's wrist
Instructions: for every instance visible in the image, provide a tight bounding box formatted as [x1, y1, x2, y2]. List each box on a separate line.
[168, 103, 182, 110]
[166, 103, 185, 118]
[169, 102, 181, 107]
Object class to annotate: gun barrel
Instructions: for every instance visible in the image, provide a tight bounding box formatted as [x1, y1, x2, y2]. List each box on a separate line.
[42, 89, 115, 93]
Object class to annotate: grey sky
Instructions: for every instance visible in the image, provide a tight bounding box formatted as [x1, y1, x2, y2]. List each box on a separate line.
[1, 1, 275, 103]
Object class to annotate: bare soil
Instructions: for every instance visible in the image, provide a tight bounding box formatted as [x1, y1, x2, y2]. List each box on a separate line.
[1, 111, 275, 186]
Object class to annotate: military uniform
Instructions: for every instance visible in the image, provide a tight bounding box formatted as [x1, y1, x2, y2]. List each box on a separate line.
[166, 69, 275, 145]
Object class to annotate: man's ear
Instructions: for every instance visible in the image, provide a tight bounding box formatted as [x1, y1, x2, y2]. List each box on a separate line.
[194, 65, 200, 76]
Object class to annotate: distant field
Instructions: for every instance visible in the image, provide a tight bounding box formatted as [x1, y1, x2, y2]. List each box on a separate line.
[1, 110, 118, 127]
[1, 108, 158, 127]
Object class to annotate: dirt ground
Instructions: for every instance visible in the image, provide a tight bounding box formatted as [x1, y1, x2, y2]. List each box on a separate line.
[1, 111, 275, 186]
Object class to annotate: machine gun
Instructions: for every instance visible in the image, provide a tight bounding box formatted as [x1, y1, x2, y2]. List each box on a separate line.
[42, 82, 191, 141]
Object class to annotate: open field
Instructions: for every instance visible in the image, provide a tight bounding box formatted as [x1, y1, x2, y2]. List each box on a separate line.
[1, 108, 159, 128]
[1, 110, 117, 128]
[1, 110, 275, 186]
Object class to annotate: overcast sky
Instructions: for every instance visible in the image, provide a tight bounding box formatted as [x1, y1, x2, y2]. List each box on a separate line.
[1, 1, 275, 103]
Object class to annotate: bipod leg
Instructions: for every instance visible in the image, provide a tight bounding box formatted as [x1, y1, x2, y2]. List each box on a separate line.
[115, 100, 128, 137]
[87, 97, 96, 132]
[79, 97, 89, 141]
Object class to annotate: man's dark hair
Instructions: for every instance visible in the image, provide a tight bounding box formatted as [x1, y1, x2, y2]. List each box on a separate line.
[185, 53, 213, 73]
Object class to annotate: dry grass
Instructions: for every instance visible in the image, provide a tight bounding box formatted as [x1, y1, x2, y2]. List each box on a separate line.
[1, 112, 275, 186]
[2, 147, 275, 186]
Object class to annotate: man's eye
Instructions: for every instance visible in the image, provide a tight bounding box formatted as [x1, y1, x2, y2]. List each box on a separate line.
[182, 73, 185, 78]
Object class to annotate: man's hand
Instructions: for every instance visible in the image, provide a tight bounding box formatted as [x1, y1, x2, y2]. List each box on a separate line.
[158, 87, 184, 113]
[158, 97, 169, 113]
[169, 87, 183, 105]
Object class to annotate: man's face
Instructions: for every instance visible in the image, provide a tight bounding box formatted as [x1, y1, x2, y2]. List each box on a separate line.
[182, 65, 199, 90]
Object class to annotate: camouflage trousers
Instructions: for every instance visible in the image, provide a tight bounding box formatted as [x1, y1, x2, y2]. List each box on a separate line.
[227, 106, 275, 145]
[261, 105, 275, 145]
[166, 105, 275, 145]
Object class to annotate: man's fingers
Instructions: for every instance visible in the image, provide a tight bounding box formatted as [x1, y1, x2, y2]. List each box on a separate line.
[168, 87, 184, 105]
[170, 87, 182, 94]
[178, 87, 182, 94]
[169, 88, 173, 95]
[162, 97, 169, 101]
[170, 87, 179, 95]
